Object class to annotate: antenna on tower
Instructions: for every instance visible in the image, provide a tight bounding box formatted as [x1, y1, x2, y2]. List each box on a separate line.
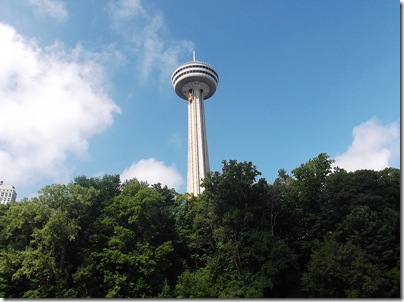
[192, 51, 196, 61]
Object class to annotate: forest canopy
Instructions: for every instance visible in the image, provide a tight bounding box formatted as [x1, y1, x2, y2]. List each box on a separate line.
[0, 153, 400, 298]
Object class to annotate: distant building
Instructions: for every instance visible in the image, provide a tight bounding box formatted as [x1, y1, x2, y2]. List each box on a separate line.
[0, 181, 17, 204]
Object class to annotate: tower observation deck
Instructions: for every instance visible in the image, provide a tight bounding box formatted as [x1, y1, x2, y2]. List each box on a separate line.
[171, 55, 219, 195]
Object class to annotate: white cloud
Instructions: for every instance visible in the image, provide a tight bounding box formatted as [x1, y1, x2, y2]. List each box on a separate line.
[107, 0, 194, 82]
[107, 0, 145, 20]
[0, 23, 121, 186]
[28, 0, 68, 21]
[121, 158, 184, 191]
[334, 118, 399, 171]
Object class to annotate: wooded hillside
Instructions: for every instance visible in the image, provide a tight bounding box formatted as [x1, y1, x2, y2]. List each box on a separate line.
[0, 153, 400, 298]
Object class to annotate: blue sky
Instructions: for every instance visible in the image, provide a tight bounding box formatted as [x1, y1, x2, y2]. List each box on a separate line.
[0, 0, 399, 200]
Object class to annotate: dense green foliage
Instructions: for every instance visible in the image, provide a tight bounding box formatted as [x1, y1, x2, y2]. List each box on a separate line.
[0, 154, 400, 298]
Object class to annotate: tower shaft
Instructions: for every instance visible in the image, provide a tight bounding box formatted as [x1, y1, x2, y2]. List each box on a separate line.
[171, 57, 218, 195]
[187, 86, 209, 194]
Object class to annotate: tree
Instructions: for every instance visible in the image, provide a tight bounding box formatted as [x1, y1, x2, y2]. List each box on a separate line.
[0, 157, 399, 298]
[69, 174, 122, 297]
[301, 166, 400, 298]
[302, 236, 392, 298]
[176, 160, 299, 297]
[0, 184, 98, 297]
[291, 153, 334, 239]
[0, 200, 52, 297]
[95, 179, 179, 297]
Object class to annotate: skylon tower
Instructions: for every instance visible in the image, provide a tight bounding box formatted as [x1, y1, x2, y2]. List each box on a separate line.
[171, 53, 219, 194]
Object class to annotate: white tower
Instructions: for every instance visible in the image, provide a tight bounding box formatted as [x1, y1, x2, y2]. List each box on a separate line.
[171, 54, 219, 194]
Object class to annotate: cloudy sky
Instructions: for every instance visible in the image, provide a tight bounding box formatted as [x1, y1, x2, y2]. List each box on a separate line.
[0, 0, 399, 199]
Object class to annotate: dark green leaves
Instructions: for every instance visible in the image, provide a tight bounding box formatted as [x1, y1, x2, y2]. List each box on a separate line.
[0, 156, 399, 298]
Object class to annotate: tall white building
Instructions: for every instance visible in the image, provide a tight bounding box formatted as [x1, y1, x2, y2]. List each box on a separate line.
[0, 181, 17, 204]
[171, 54, 219, 195]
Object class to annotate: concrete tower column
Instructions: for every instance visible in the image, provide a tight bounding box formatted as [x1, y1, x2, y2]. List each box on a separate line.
[172, 56, 219, 195]
[187, 86, 210, 194]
